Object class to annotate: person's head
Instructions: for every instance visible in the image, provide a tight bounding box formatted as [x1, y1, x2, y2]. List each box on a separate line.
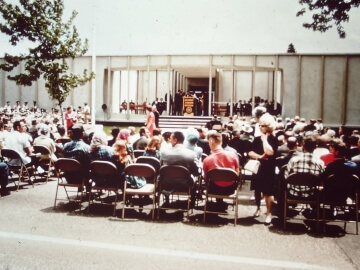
[152, 105, 157, 112]
[170, 131, 184, 147]
[146, 135, 162, 151]
[206, 130, 222, 151]
[69, 124, 84, 140]
[67, 106, 73, 112]
[252, 106, 267, 120]
[287, 136, 298, 150]
[113, 140, 128, 163]
[332, 140, 348, 158]
[349, 135, 359, 146]
[221, 132, 231, 148]
[128, 126, 136, 135]
[196, 127, 207, 139]
[13, 120, 26, 133]
[111, 126, 120, 137]
[258, 113, 276, 134]
[162, 131, 172, 142]
[185, 128, 200, 146]
[37, 124, 50, 136]
[139, 126, 150, 138]
[153, 128, 162, 136]
[117, 129, 131, 142]
[89, 132, 108, 152]
[232, 129, 241, 138]
[302, 135, 317, 153]
[242, 124, 253, 134]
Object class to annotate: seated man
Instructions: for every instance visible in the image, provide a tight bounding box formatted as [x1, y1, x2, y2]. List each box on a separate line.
[62, 124, 91, 190]
[203, 130, 239, 195]
[321, 141, 359, 204]
[33, 124, 58, 163]
[0, 161, 10, 196]
[132, 127, 150, 150]
[284, 135, 324, 198]
[160, 131, 202, 207]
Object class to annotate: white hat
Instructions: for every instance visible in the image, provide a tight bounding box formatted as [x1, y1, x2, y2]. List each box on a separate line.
[38, 124, 50, 136]
[242, 124, 253, 133]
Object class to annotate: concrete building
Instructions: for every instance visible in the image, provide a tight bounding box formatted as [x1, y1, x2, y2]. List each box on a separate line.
[1, 53, 359, 127]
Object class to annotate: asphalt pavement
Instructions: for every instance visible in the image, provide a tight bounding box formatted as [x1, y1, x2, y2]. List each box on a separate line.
[0, 175, 359, 270]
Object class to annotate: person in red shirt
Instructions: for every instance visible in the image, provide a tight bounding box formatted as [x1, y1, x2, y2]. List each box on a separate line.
[64, 106, 76, 132]
[203, 130, 239, 195]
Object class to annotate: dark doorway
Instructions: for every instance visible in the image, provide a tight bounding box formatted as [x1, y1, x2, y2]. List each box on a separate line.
[187, 78, 215, 116]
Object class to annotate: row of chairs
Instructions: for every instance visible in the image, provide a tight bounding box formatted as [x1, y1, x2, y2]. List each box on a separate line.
[1, 146, 54, 190]
[53, 156, 241, 225]
[281, 172, 359, 234]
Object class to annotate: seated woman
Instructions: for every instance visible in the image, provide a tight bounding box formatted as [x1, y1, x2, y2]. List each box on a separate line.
[88, 132, 117, 187]
[184, 128, 203, 161]
[143, 135, 162, 160]
[115, 129, 135, 162]
[88, 132, 114, 163]
[112, 140, 146, 190]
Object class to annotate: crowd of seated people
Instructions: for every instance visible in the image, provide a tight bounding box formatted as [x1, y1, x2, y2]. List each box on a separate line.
[1, 100, 360, 229]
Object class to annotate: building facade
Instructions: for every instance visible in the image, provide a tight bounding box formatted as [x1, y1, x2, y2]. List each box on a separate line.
[1, 54, 359, 126]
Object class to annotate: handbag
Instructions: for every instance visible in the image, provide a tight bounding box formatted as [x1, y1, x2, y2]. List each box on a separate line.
[244, 159, 260, 174]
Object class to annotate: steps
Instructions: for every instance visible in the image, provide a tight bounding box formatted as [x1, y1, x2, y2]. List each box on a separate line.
[159, 115, 213, 130]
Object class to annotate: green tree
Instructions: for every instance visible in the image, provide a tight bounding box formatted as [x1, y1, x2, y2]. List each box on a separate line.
[287, 43, 297, 53]
[0, 0, 94, 119]
[297, 0, 360, 38]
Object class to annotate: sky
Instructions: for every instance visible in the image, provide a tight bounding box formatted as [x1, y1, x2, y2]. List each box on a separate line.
[1, 0, 360, 56]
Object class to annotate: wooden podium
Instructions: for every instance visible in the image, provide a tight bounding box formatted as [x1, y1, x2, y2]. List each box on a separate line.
[183, 96, 195, 116]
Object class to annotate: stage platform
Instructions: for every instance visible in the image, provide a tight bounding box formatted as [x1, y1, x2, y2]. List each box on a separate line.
[95, 112, 218, 130]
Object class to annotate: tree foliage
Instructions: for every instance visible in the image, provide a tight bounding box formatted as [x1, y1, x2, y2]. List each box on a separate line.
[287, 43, 297, 53]
[0, 0, 94, 108]
[297, 0, 360, 38]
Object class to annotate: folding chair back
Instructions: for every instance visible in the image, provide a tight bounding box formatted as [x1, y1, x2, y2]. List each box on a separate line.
[122, 163, 156, 219]
[283, 173, 322, 231]
[322, 174, 359, 234]
[134, 150, 145, 158]
[203, 168, 240, 225]
[1, 149, 22, 160]
[54, 158, 85, 210]
[1, 148, 34, 190]
[158, 165, 193, 219]
[136, 156, 161, 175]
[33, 145, 53, 183]
[89, 161, 121, 216]
[33, 145, 51, 155]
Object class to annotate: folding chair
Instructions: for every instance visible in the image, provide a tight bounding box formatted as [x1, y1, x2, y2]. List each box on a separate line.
[203, 168, 240, 226]
[89, 161, 122, 216]
[33, 145, 54, 183]
[1, 149, 34, 190]
[133, 150, 145, 158]
[122, 163, 156, 219]
[157, 165, 193, 220]
[136, 156, 161, 176]
[283, 173, 322, 232]
[322, 174, 359, 235]
[54, 158, 85, 210]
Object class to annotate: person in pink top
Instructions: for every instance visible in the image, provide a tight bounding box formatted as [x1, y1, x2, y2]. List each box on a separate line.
[203, 130, 239, 194]
[145, 106, 156, 137]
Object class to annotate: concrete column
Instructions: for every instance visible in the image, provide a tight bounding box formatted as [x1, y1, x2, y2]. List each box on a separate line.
[208, 55, 213, 116]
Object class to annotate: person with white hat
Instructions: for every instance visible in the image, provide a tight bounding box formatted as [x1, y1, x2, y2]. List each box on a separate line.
[240, 123, 254, 142]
